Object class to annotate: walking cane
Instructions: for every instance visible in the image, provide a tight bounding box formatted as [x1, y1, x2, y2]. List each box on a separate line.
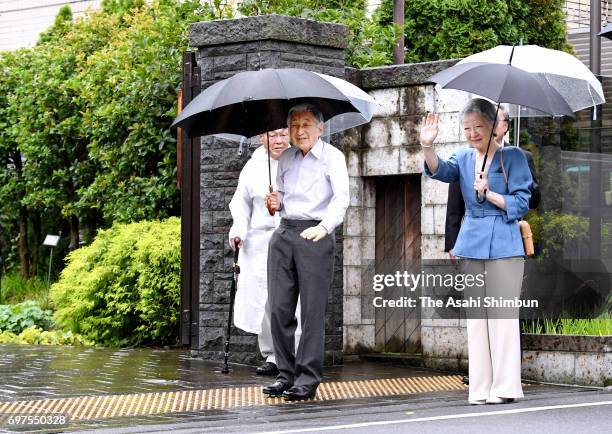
[222, 237, 241, 374]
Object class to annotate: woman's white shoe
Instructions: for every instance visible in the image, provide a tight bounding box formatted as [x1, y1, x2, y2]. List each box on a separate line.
[469, 399, 486, 405]
[486, 397, 515, 404]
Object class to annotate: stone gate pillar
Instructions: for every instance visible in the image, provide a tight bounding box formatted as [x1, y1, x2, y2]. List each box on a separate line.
[191, 15, 348, 365]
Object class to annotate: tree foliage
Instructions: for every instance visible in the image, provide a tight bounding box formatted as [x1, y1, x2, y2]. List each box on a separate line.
[0, 1, 227, 276]
[375, 0, 570, 63]
[238, 0, 403, 68]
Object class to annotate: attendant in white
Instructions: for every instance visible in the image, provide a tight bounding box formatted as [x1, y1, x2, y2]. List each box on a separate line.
[229, 129, 300, 376]
[262, 103, 349, 402]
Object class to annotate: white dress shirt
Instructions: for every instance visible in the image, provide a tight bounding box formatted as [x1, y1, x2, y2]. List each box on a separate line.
[276, 139, 349, 234]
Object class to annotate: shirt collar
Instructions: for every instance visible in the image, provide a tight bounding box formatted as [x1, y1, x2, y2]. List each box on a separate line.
[309, 139, 324, 159]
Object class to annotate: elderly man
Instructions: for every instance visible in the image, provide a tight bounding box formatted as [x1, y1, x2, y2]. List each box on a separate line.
[262, 103, 349, 401]
[229, 129, 301, 376]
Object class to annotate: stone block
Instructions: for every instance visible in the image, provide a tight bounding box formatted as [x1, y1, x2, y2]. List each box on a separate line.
[363, 236, 375, 262]
[423, 356, 460, 372]
[435, 88, 473, 114]
[200, 233, 224, 250]
[343, 236, 361, 266]
[213, 211, 232, 228]
[361, 294, 375, 321]
[421, 325, 436, 356]
[575, 353, 611, 386]
[399, 86, 431, 116]
[200, 211, 214, 232]
[344, 207, 362, 237]
[349, 176, 363, 205]
[433, 204, 447, 235]
[363, 119, 391, 148]
[369, 88, 400, 117]
[343, 296, 361, 325]
[344, 265, 362, 295]
[213, 54, 246, 72]
[388, 119, 408, 148]
[280, 52, 345, 69]
[421, 234, 446, 260]
[348, 151, 361, 177]
[200, 249, 224, 273]
[399, 145, 423, 174]
[433, 326, 467, 359]
[422, 177, 450, 205]
[363, 147, 400, 176]
[360, 59, 459, 90]
[190, 15, 349, 49]
[343, 324, 375, 353]
[434, 112, 462, 144]
[363, 208, 375, 236]
[364, 179, 376, 208]
[201, 149, 224, 170]
[521, 350, 575, 384]
[421, 205, 434, 236]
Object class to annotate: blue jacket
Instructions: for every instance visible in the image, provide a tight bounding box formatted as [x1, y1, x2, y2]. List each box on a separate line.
[424, 146, 532, 259]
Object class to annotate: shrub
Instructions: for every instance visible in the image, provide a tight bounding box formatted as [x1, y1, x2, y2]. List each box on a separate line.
[0, 326, 93, 346]
[0, 300, 53, 333]
[50, 217, 181, 347]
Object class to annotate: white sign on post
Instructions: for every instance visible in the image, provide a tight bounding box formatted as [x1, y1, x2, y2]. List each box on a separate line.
[43, 235, 60, 247]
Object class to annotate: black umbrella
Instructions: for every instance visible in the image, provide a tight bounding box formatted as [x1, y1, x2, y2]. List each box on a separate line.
[172, 67, 377, 212]
[171, 68, 365, 138]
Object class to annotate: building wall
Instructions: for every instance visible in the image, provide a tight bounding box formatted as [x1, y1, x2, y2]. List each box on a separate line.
[0, 0, 102, 52]
[342, 62, 471, 371]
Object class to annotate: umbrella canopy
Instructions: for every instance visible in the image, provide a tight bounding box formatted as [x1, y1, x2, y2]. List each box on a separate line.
[430, 62, 575, 117]
[598, 23, 612, 40]
[441, 45, 605, 115]
[172, 68, 378, 138]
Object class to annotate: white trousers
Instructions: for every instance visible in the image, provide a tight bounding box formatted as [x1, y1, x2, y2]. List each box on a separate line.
[259, 296, 301, 364]
[462, 257, 525, 401]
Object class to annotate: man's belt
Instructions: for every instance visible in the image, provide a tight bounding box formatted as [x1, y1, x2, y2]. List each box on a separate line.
[280, 218, 322, 228]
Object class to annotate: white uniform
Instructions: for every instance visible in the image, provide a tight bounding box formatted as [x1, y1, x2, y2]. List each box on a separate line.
[229, 146, 300, 363]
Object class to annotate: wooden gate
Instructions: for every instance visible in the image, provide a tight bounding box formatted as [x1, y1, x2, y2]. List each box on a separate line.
[375, 175, 422, 353]
[179, 51, 201, 349]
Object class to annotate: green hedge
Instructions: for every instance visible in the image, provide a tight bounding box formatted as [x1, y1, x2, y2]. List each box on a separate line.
[50, 217, 181, 347]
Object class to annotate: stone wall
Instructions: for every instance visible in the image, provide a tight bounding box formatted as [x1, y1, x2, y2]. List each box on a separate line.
[342, 61, 474, 371]
[522, 334, 612, 386]
[192, 15, 348, 365]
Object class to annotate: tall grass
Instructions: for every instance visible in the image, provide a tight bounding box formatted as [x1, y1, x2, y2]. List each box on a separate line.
[0, 272, 48, 305]
[522, 315, 612, 336]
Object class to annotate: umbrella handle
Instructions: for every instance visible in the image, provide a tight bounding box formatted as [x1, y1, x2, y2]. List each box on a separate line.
[233, 237, 241, 263]
[475, 173, 487, 203]
[266, 185, 275, 216]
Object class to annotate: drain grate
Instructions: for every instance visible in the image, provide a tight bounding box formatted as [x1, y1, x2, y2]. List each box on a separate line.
[0, 375, 467, 421]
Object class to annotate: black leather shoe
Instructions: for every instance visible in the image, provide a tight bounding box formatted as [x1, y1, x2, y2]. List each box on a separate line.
[282, 385, 317, 401]
[462, 375, 469, 385]
[262, 381, 292, 397]
[256, 362, 279, 376]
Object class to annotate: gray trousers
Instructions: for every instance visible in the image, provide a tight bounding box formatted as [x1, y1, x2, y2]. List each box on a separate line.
[268, 219, 335, 387]
[259, 295, 301, 364]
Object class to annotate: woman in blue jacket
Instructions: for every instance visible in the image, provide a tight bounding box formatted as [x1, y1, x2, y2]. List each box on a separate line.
[420, 98, 532, 405]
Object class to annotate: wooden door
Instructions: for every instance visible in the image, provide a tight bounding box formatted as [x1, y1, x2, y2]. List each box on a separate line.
[375, 175, 421, 353]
